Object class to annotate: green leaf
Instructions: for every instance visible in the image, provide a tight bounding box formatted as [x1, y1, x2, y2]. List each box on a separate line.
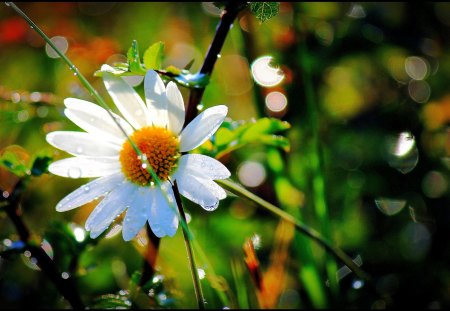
[143, 41, 165, 70]
[249, 2, 280, 23]
[215, 127, 235, 147]
[183, 58, 195, 70]
[127, 40, 147, 75]
[91, 294, 132, 309]
[240, 118, 290, 142]
[208, 118, 291, 158]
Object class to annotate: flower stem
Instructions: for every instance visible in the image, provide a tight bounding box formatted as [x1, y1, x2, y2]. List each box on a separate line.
[172, 181, 205, 309]
[185, 2, 244, 125]
[2, 180, 85, 309]
[216, 179, 372, 283]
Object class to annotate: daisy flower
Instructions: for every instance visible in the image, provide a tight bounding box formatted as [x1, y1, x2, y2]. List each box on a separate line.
[46, 66, 230, 241]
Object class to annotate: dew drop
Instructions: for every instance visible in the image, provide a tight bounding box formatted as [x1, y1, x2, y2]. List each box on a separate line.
[217, 54, 222, 58]
[83, 186, 90, 192]
[5, 2, 11, 7]
[73, 72, 78, 76]
[142, 163, 148, 169]
[67, 167, 82, 179]
[2, 191, 9, 198]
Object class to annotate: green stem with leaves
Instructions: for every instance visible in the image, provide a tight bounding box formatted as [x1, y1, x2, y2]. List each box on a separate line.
[216, 179, 372, 283]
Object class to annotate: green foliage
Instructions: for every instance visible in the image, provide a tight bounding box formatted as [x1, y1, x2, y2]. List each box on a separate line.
[91, 294, 132, 309]
[143, 41, 165, 70]
[127, 40, 147, 75]
[202, 117, 290, 158]
[95, 40, 210, 89]
[249, 2, 280, 23]
[0, 146, 30, 177]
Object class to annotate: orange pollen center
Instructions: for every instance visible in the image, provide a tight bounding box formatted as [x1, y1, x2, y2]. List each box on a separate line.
[119, 126, 179, 185]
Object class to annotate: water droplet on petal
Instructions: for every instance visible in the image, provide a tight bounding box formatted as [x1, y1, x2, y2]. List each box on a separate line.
[67, 167, 82, 178]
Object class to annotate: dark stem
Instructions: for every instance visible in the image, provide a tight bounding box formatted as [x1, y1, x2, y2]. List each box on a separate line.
[172, 181, 205, 309]
[139, 223, 161, 286]
[2, 180, 85, 309]
[185, 2, 244, 126]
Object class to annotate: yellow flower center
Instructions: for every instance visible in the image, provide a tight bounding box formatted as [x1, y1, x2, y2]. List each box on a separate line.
[119, 126, 179, 186]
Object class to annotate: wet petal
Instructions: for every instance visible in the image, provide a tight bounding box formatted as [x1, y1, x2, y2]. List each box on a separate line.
[177, 154, 230, 180]
[144, 70, 168, 128]
[174, 171, 224, 211]
[150, 184, 179, 237]
[46, 131, 121, 157]
[102, 65, 149, 129]
[48, 156, 120, 178]
[122, 187, 152, 241]
[64, 98, 133, 145]
[56, 172, 125, 212]
[86, 181, 137, 239]
[166, 81, 185, 134]
[179, 105, 228, 152]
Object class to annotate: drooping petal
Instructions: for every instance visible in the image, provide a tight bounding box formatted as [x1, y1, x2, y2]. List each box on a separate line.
[48, 156, 120, 178]
[56, 172, 125, 212]
[102, 65, 150, 129]
[144, 70, 168, 128]
[64, 98, 133, 145]
[165, 81, 185, 134]
[179, 105, 228, 152]
[174, 171, 225, 211]
[122, 186, 152, 241]
[176, 154, 230, 180]
[150, 183, 179, 237]
[46, 131, 121, 157]
[86, 181, 137, 239]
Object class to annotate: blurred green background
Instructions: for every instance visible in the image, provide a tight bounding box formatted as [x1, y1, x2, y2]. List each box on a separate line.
[0, 2, 450, 309]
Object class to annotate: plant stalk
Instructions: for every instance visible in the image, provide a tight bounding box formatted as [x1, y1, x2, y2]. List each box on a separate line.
[172, 181, 205, 309]
[3, 180, 85, 309]
[216, 179, 372, 283]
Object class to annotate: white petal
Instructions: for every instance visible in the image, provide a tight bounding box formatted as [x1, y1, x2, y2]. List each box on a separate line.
[46, 131, 121, 157]
[165, 81, 185, 134]
[103, 69, 149, 129]
[86, 181, 137, 238]
[179, 105, 228, 152]
[122, 187, 152, 241]
[144, 70, 168, 128]
[177, 154, 230, 180]
[56, 172, 124, 212]
[175, 172, 224, 211]
[150, 184, 179, 238]
[64, 98, 133, 145]
[48, 156, 120, 178]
